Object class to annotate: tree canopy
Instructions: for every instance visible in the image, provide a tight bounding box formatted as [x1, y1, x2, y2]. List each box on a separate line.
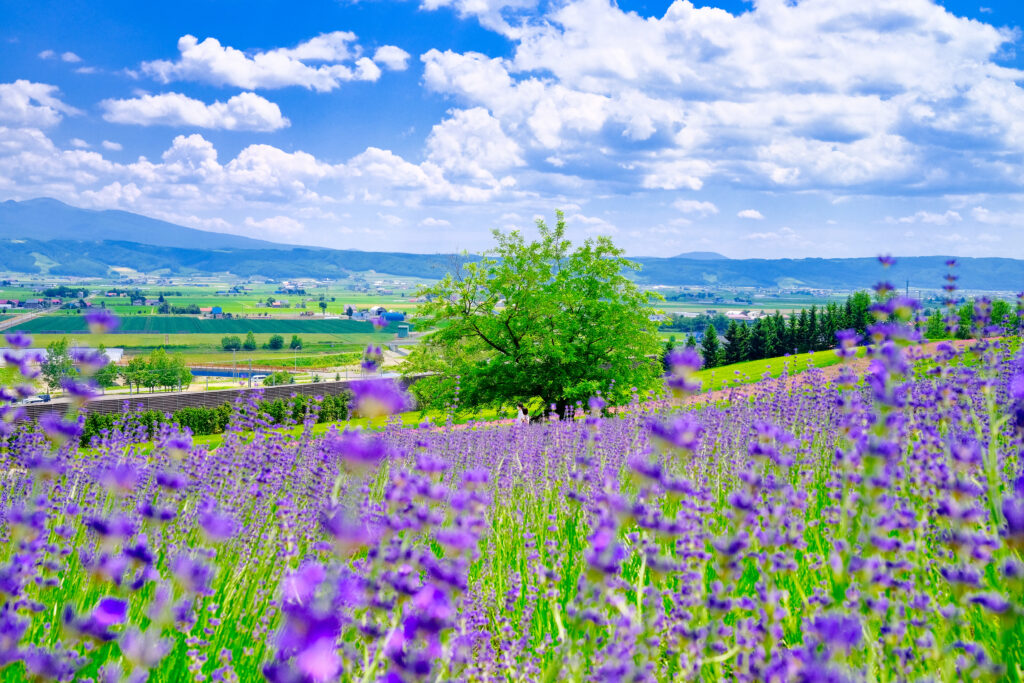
[405, 211, 662, 412]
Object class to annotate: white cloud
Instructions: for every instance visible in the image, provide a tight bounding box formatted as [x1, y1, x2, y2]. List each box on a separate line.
[737, 209, 764, 220]
[425, 107, 523, 186]
[141, 33, 403, 92]
[101, 140, 123, 151]
[244, 215, 304, 236]
[0, 80, 80, 127]
[101, 92, 289, 131]
[418, 0, 1024, 197]
[673, 199, 718, 217]
[61, 52, 82, 63]
[373, 45, 411, 71]
[69, 138, 89, 148]
[889, 210, 962, 225]
[421, 217, 451, 227]
[38, 50, 55, 60]
[377, 212, 404, 226]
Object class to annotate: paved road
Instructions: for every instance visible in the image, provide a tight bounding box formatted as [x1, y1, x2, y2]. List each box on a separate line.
[0, 306, 60, 332]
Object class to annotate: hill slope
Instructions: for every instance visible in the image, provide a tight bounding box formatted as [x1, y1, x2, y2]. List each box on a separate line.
[0, 198, 291, 250]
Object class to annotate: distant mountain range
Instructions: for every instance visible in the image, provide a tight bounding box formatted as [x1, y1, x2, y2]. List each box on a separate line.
[0, 198, 1021, 291]
[0, 198, 288, 250]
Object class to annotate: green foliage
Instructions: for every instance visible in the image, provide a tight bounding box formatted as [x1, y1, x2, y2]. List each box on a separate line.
[700, 324, 723, 368]
[9, 316, 383, 335]
[289, 334, 303, 350]
[117, 349, 191, 392]
[267, 334, 284, 350]
[924, 311, 950, 340]
[79, 391, 352, 446]
[262, 371, 294, 386]
[93, 345, 120, 389]
[221, 335, 242, 351]
[243, 331, 257, 351]
[41, 338, 76, 392]
[406, 211, 663, 412]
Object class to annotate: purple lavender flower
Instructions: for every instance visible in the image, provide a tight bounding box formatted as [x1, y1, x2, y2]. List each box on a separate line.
[3, 331, 31, 349]
[198, 508, 239, 542]
[38, 412, 83, 446]
[809, 613, 863, 650]
[645, 416, 703, 452]
[70, 348, 109, 375]
[349, 378, 411, 418]
[60, 377, 100, 406]
[360, 344, 385, 372]
[84, 308, 120, 334]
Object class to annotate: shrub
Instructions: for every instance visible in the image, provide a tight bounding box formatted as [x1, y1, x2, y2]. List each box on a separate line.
[268, 334, 285, 350]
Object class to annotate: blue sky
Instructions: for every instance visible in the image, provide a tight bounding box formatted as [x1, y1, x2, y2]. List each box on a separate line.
[1, 0, 1023, 258]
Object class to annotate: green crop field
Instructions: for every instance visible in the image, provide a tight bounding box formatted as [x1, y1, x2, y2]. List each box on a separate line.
[27, 332, 391, 356]
[8, 314, 400, 335]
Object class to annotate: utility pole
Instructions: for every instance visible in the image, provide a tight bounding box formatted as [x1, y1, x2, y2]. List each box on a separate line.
[248, 358, 252, 388]
[233, 349, 236, 380]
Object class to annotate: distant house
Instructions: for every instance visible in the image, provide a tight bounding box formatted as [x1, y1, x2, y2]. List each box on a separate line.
[132, 299, 145, 306]
[200, 307, 213, 314]
[211, 306, 223, 317]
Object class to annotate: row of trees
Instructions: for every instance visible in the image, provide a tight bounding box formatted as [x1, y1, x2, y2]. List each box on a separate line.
[41, 341, 191, 394]
[220, 333, 303, 351]
[693, 295, 1019, 369]
[120, 349, 193, 393]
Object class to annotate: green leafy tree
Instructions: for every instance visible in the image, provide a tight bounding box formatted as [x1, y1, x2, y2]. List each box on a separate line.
[700, 324, 723, 368]
[684, 333, 697, 349]
[42, 338, 76, 393]
[319, 301, 328, 315]
[243, 331, 257, 351]
[93, 345, 120, 390]
[405, 211, 662, 413]
[268, 334, 285, 350]
[262, 371, 295, 386]
[221, 335, 242, 351]
[289, 334, 303, 350]
[120, 356, 150, 394]
[924, 311, 948, 340]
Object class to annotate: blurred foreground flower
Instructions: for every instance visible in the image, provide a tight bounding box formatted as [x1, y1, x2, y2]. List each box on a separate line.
[349, 378, 411, 418]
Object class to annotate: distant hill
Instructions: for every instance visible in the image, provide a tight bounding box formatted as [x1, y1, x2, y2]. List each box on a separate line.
[0, 198, 291, 250]
[0, 199, 1021, 291]
[672, 251, 729, 260]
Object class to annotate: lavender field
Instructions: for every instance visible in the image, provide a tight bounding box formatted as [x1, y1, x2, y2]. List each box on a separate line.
[0, 310, 1023, 682]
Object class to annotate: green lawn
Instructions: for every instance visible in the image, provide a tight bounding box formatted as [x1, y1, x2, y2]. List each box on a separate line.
[27, 332, 393, 357]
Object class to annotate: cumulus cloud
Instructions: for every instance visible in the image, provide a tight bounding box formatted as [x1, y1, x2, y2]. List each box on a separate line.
[61, 52, 82, 63]
[101, 92, 289, 131]
[101, 140, 123, 151]
[888, 210, 962, 225]
[141, 32, 405, 91]
[673, 199, 718, 217]
[419, 0, 1024, 195]
[38, 50, 56, 60]
[244, 215, 304, 236]
[737, 209, 764, 220]
[0, 80, 80, 127]
[421, 217, 451, 227]
[69, 138, 89, 148]
[373, 45, 411, 71]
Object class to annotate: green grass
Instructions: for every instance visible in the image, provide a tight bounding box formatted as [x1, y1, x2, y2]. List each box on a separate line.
[26, 333, 393, 356]
[695, 347, 862, 392]
[10, 314, 395, 335]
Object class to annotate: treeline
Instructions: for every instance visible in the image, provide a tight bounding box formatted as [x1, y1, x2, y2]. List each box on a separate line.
[688, 293, 1019, 369]
[121, 349, 192, 393]
[42, 285, 88, 298]
[80, 391, 353, 446]
[157, 303, 201, 314]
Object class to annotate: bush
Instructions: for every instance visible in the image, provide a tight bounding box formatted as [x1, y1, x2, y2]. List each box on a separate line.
[289, 334, 303, 350]
[221, 335, 242, 351]
[78, 391, 353, 446]
[263, 371, 294, 387]
[243, 331, 257, 351]
[268, 334, 285, 350]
